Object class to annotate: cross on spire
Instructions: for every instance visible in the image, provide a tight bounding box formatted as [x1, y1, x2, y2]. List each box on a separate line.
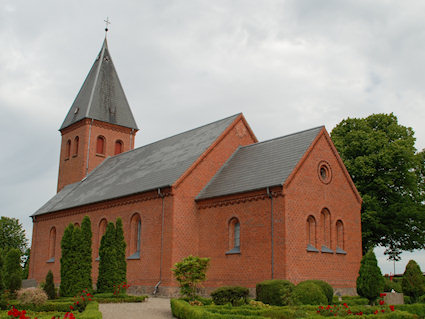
[104, 17, 111, 33]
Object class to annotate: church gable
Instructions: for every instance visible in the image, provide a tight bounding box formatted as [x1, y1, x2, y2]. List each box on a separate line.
[196, 126, 324, 200]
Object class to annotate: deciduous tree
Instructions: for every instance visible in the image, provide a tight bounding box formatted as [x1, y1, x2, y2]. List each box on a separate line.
[0, 217, 28, 252]
[331, 113, 425, 256]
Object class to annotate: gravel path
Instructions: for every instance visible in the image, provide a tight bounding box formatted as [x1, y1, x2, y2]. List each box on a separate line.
[99, 297, 174, 319]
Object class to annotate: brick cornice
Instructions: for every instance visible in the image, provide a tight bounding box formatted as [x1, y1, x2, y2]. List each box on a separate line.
[34, 189, 172, 222]
[60, 119, 138, 135]
[197, 187, 282, 209]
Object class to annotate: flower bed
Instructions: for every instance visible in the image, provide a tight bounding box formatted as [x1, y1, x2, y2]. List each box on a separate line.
[170, 299, 422, 319]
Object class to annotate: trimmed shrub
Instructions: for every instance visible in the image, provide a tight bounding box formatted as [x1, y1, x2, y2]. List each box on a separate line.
[290, 281, 327, 305]
[60, 223, 76, 296]
[303, 280, 333, 304]
[256, 279, 294, 306]
[16, 287, 48, 306]
[404, 295, 411, 304]
[97, 222, 117, 293]
[402, 260, 425, 303]
[418, 294, 425, 303]
[4, 248, 22, 293]
[211, 286, 249, 306]
[44, 270, 56, 299]
[172, 255, 210, 300]
[356, 250, 384, 304]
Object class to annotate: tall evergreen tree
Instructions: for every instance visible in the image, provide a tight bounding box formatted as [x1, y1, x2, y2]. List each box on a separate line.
[356, 250, 384, 305]
[97, 222, 117, 293]
[0, 249, 4, 294]
[60, 224, 75, 296]
[402, 260, 425, 303]
[4, 248, 22, 292]
[44, 270, 56, 299]
[80, 216, 93, 291]
[115, 218, 127, 285]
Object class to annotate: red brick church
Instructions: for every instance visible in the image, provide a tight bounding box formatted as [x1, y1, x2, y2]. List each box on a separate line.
[28, 38, 362, 296]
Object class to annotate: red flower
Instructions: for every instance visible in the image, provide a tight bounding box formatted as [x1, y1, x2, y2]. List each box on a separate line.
[343, 303, 348, 308]
[70, 306, 74, 310]
[389, 305, 395, 312]
[382, 309, 385, 313]
[380, 293, 387, 298]
[374, 310, 378, 314]
[379, 300, 385, 305]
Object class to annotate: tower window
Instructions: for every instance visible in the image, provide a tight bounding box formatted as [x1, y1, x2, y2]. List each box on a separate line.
[226, 217, 240, 254]
[96, 136, 105, 154]
[73, 136, 79, 156]
[115, 140, 123, 155]
[65, 139, 71, 159]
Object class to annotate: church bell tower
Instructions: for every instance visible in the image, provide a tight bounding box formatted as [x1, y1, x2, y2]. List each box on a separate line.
[57, 37, 138, 192]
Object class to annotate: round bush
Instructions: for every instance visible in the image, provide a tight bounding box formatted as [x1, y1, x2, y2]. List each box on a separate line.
[303, 280, 333, 304]
[211, 286, 249, 306]
[17, 288, 48, 306]
[256, 280, 294, 306]
[290, 281, 327, 305]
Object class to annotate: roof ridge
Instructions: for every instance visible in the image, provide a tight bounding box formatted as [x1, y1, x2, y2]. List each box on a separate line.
[239, 125, 324, 149]
[121, 113, 241, 154]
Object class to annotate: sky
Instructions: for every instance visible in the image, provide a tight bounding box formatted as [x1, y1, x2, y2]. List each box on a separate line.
[0, 0, 424, 275]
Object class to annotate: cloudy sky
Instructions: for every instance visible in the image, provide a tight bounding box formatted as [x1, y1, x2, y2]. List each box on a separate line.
[1, 0, 424, 275]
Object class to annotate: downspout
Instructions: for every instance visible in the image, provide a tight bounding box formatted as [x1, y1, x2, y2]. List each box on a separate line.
[267, 187, 274, 279]
[154, 188, 165, 295]
[85, 119, 94, 176]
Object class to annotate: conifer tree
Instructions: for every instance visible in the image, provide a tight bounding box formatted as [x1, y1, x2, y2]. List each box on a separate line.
[356, 250, 384, 305]
[44, 270, 56, 299]
[402, 260, 425, 303]
[97, 222, 117, 293]
[0, 250, 4, 294]
[80, 216, 93, 291]
[60, 224, 75, 296]
[115, 218, 127, 286]
[72, 225, 84, 293]
[4, 248, 22, 292]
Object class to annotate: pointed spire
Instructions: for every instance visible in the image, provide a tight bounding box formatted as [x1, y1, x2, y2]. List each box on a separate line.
[60, 38, 138, 131]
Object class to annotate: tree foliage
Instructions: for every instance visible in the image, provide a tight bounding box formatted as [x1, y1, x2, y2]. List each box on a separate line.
[331, 113, 425, 255]
[59, 217, 94, 296]
[172, 255, 210, 300]
[4, 248, 22, 292]
[0, 217, 28, 252]
[80, 216, 93, 291]
[356, 250, 384, 304]
[402, 260, 425, 302]
[44, 270, 56, 299]
[97, 219, 127, 293]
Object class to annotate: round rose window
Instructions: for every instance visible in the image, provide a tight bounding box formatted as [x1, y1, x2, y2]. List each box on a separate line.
[318, 161, 332, 184]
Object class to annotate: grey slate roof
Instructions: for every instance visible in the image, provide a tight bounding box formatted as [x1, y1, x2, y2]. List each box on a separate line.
[196, 126, 324, 200]
[60, 39, 138, 130]
[33, 114, 240, 216]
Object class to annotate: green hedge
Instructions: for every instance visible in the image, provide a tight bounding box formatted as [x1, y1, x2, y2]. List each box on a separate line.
[93, 293, 147, 303]
[78, 302, 102, 319]
[256, 280, 294, 306]
[211, 286, 249, 306]
[7, 301, 72, 312]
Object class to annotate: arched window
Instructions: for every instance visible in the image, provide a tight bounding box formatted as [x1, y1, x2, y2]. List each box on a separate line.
[226, 218, 240, 254]
[96, 136, 105, 154]
[336, 220, 346, 254]
[321, 209, 333, 253]
[73, 136, 79, 156]
[306, 215, 318, 252]
[65, 139, 71, 159]
[47, 227, 56, 263]
[128, 214, 141, 259]
[115, 140, 123, 155]
[97, 218, 107, 260]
